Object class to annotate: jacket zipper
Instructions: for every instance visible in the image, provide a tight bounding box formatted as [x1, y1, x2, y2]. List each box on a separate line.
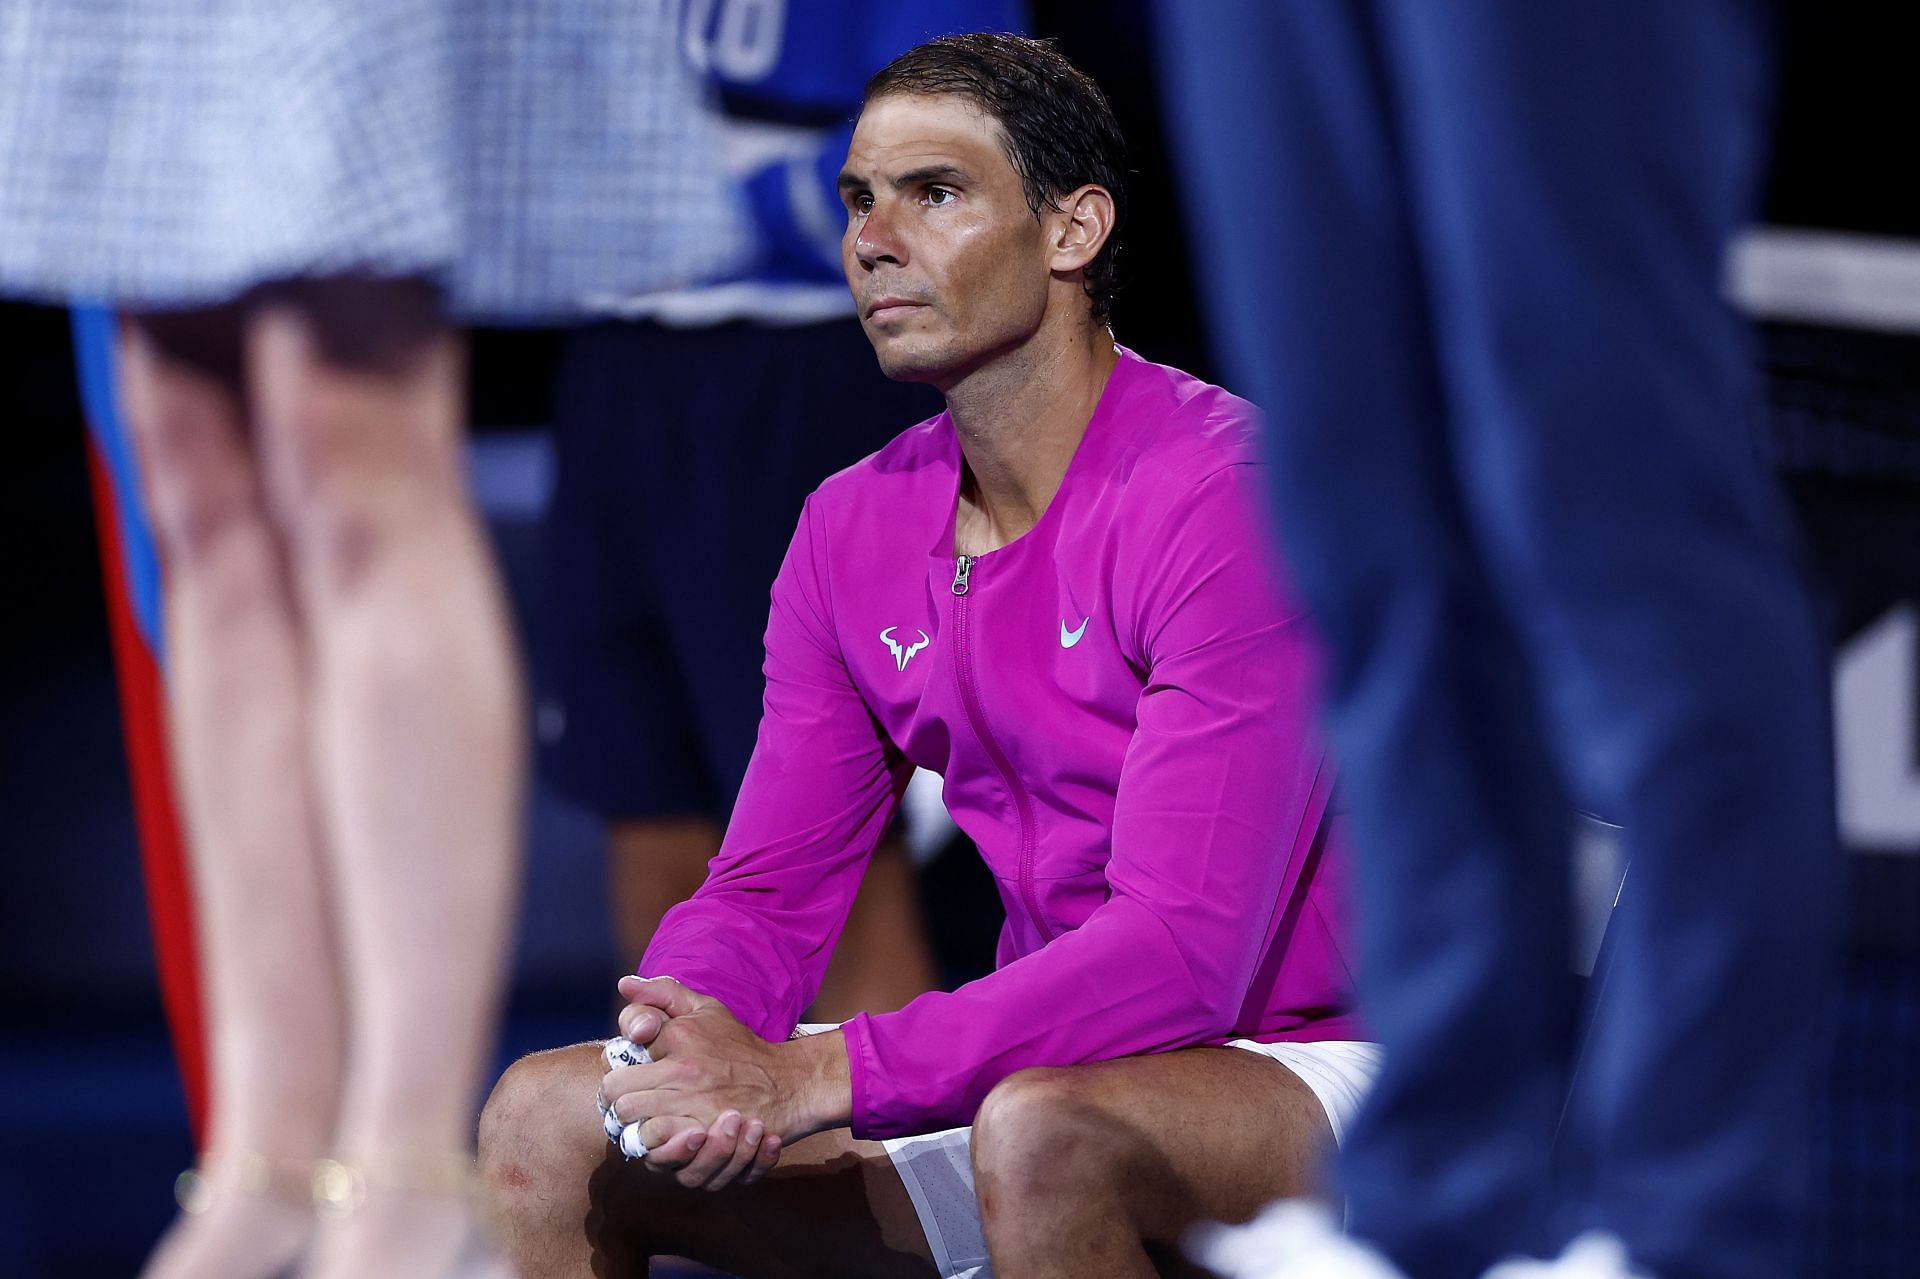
[949, 554, 1053, 943]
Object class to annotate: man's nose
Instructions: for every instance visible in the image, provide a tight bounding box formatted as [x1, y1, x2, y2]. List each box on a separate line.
[854, 202, 905, 269]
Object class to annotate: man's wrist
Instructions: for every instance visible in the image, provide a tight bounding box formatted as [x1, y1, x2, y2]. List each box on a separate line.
[784, 1028, 853, 1138]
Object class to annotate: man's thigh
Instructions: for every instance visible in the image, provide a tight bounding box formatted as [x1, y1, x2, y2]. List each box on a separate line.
[497, 1042, 938, 1279]
[1132, 1044, 1341, 1221]
[884, 1044, 1344, 1278]
[989, 1045, 1336, 1233]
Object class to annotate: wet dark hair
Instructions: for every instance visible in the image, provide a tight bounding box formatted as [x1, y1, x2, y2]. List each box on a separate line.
[864, 33, 1128, 324]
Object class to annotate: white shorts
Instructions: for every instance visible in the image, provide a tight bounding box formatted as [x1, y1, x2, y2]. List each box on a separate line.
[794, 1029, 1382, 1279]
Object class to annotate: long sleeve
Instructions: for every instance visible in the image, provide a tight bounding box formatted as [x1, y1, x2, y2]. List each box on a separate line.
[640, 496, 908, 1041]
[840, 464, 1338, 1138]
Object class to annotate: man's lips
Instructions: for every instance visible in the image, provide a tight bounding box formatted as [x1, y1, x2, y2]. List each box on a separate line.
[865, 298, 927, 322]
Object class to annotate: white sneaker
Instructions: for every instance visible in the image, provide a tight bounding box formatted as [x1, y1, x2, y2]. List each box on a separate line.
[1482, 1232, 1652, 1279]
[1188, 1199, 1408, 1279]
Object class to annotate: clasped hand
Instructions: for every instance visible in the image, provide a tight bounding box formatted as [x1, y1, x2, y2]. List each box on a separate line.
[601, 974, 802, 1190]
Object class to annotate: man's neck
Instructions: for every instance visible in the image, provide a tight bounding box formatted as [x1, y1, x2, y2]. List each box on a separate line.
[946, 321, 1119, 556]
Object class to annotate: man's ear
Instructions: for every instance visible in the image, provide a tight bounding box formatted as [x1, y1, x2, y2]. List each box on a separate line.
[1048, 184, 1116, 274]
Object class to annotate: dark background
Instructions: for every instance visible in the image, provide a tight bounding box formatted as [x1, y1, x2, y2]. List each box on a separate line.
[3, 3, 1918, 1274]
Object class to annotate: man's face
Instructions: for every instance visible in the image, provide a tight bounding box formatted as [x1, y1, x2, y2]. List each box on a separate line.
[839, 93, 1057, 385]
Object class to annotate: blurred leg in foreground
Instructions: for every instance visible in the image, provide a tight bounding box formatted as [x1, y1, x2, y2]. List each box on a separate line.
[127, 280, 523, 1279]
[1159, 3, 1839, 1276]
[124, 304, 338, 1279]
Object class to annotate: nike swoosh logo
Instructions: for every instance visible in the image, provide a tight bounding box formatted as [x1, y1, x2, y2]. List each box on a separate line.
[1060, 617, 1089, 648]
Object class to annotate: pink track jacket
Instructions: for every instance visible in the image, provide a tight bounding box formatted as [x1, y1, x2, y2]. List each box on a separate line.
[643, 347, 1360, 1139]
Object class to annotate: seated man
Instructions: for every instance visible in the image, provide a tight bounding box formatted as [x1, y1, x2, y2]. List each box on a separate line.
[481, 33, 1376, 1279]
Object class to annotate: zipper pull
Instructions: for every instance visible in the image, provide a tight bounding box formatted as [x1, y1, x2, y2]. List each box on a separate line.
[951, 554, 974, 596]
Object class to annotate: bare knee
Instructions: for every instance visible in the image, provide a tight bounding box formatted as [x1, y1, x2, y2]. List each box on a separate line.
[971, 1068, 1138, 1226]
[481, 1043, 744, 1271]
[479, 1045, 610, 1231]
[263, 421, 457, 607]
[124, 358, 270, 586]
[146, 442, 274, 597]
[248, 290, 464, 606]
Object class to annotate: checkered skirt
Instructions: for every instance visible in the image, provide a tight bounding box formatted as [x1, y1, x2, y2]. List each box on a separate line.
[0, 0, 752, 321]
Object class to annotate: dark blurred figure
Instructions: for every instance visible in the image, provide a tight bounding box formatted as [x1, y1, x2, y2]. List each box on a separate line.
[1158, 4, 1838, 1278]
[539, 0, 1021, 1018]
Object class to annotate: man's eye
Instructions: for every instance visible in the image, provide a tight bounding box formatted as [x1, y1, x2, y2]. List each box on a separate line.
[926, 187, 955, 206]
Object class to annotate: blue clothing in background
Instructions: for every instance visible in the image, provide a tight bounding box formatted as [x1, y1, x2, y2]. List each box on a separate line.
[1157, 4, 1839, 1278]
[72, 305, 164, 662]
